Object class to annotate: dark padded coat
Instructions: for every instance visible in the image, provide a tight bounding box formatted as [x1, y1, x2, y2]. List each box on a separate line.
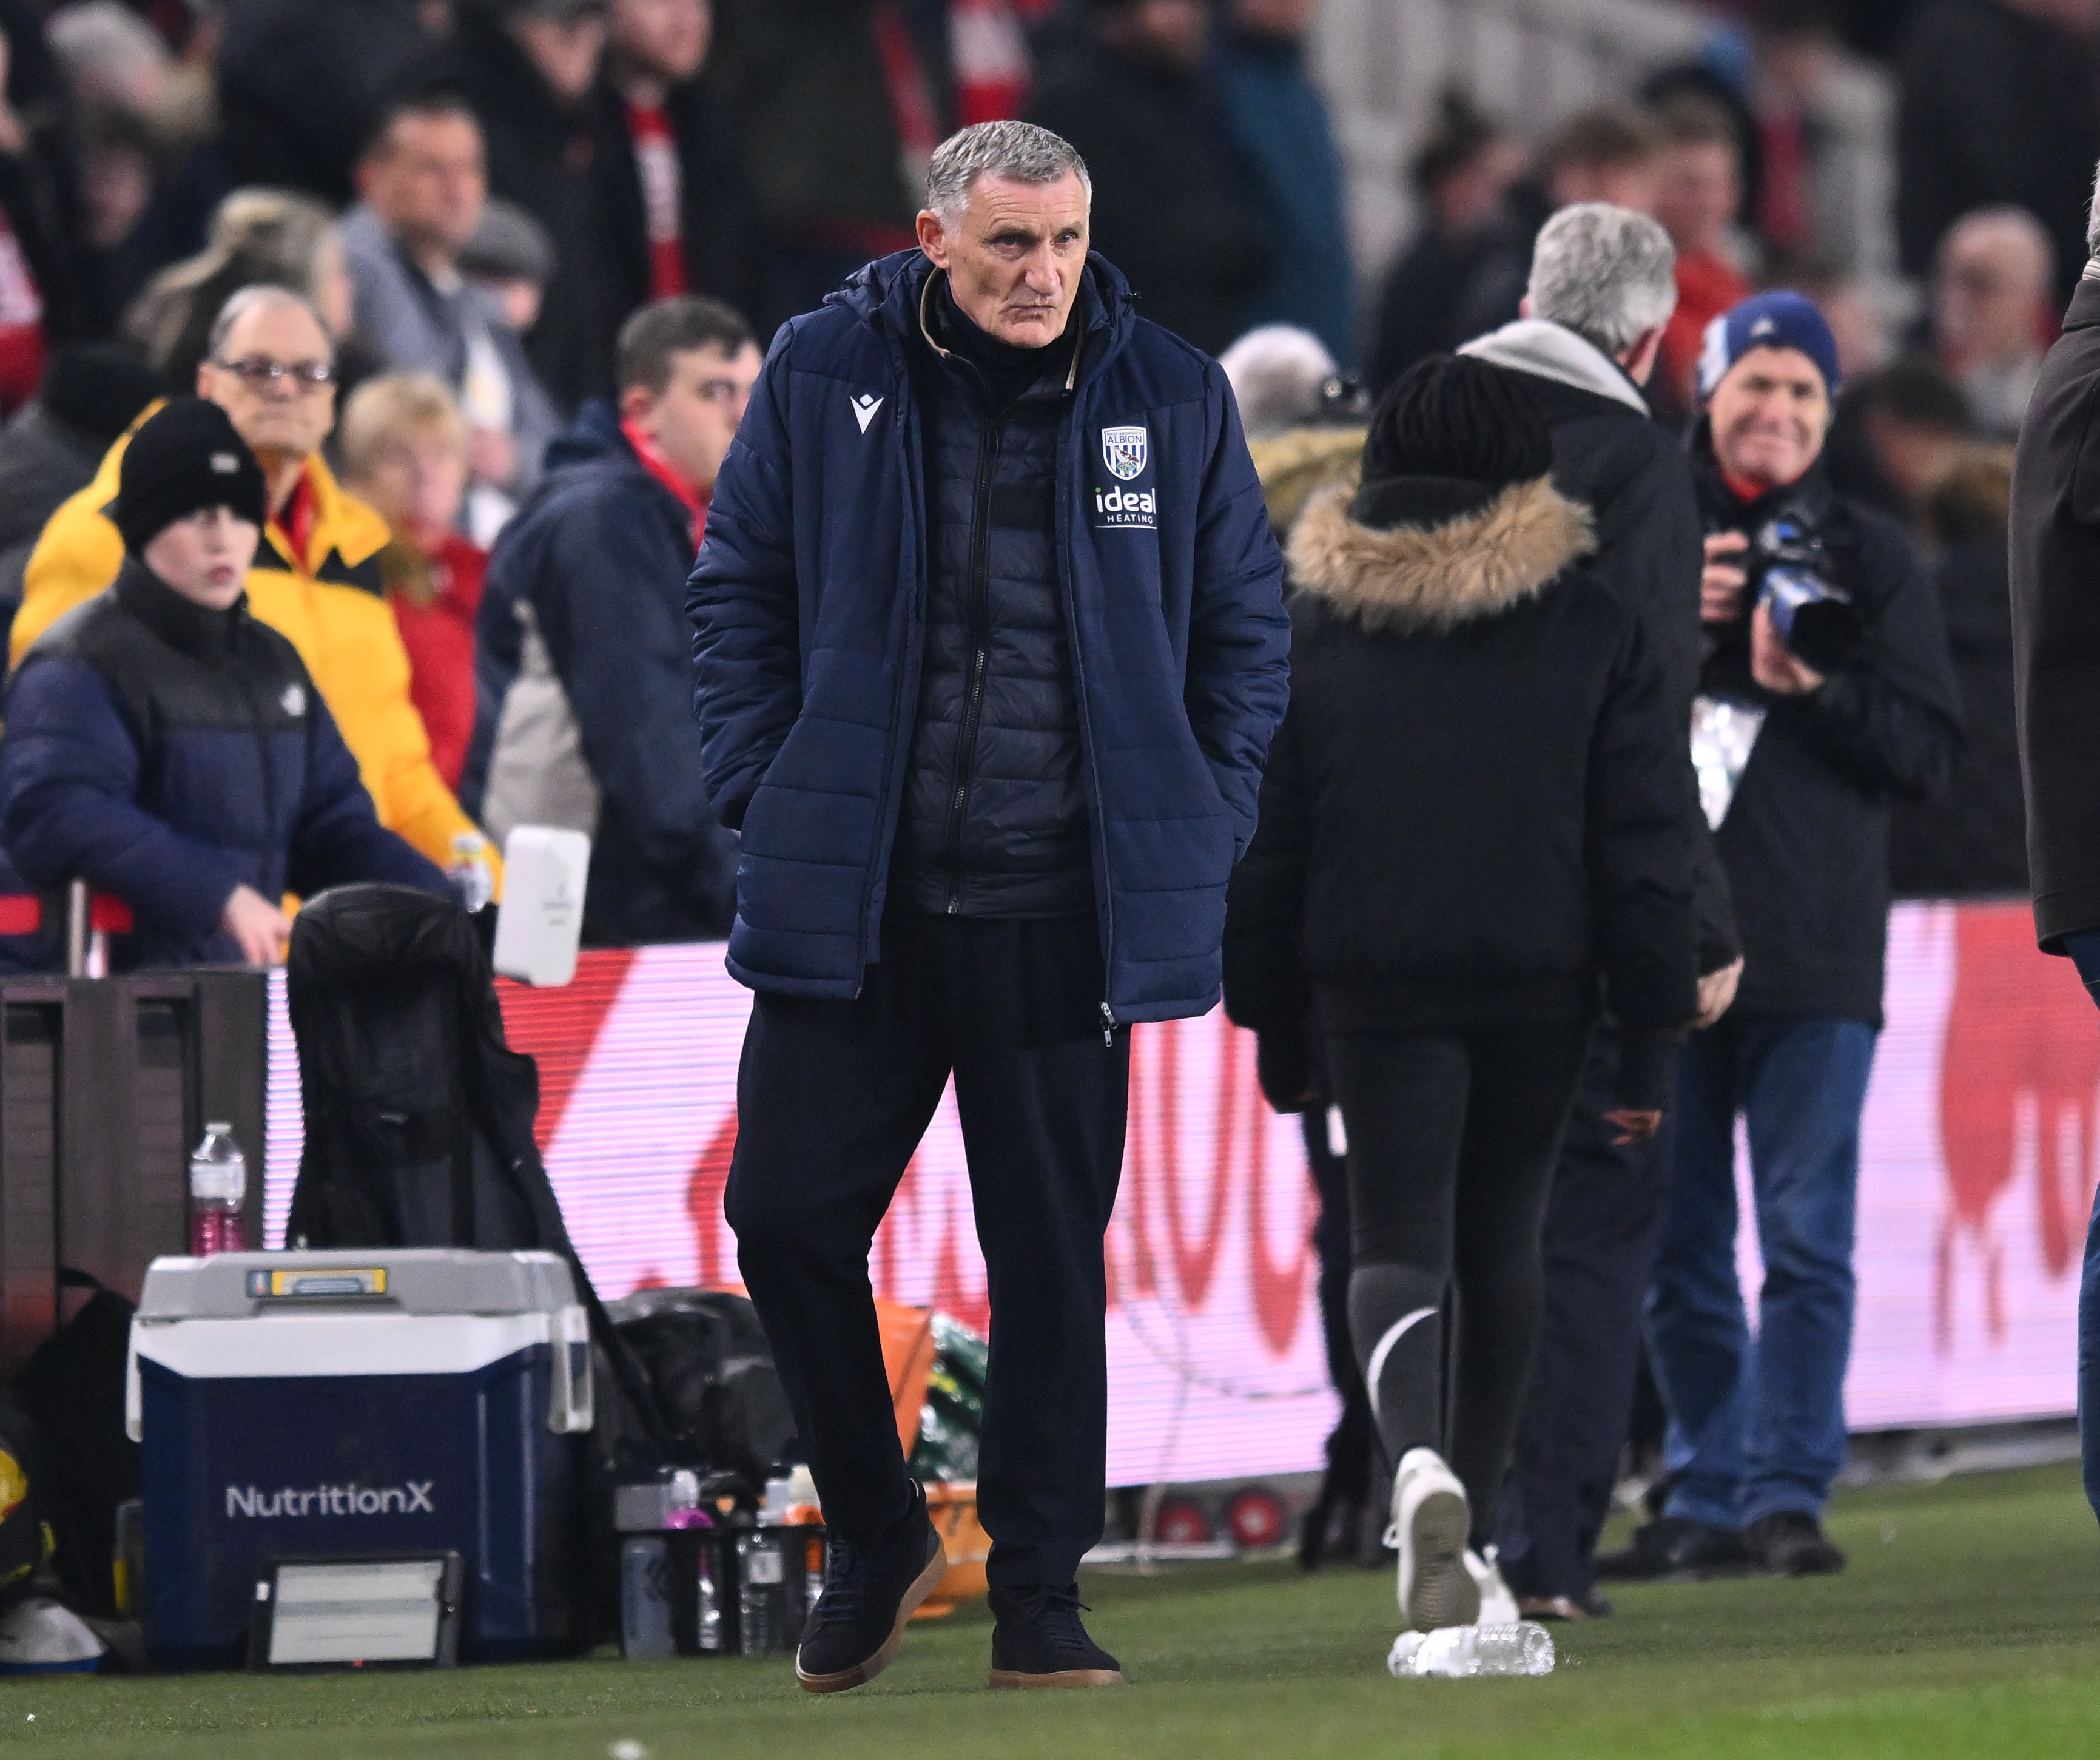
[1462, 329, 1741, 975]
[1223, 474, 1699, 1107]
[0, 559, 445, 968]
[2011, 276, 2100, 947]
[889, 277, 1090, 917]
[686, 248, 1291, 1025]
[466, 401, 740, 947]
[1695, 445, 1962, 1022]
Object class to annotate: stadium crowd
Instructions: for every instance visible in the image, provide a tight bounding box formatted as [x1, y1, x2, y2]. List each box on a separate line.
[0, 0, 2085, 1669]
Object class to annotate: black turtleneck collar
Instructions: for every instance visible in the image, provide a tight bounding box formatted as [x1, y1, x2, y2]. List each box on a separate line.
[923, 271, 1075, 410]
[113, 555, 249, 661]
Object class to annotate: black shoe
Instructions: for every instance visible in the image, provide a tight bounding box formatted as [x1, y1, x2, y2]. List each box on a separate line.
[1516, 1590, 1614, 1621]
[987, 1583, 1125, 1689]
[795, 1483, 946, 1694]
[1745, 1510, 1846, 1577]
[1593, 1517, 1750, 1582]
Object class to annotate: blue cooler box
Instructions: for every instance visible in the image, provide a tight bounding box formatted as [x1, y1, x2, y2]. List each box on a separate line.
[126, 1249, 594, 1670]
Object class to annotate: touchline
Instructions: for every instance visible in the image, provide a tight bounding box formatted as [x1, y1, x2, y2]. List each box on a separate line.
[225, 1482, 436, 1517]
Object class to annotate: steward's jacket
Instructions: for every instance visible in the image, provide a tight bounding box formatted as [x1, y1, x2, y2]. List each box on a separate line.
[687, 249, 1291, 1023]
[0, 559, 447, 968]
[10, 413, 498, 886]
[1223, 473, 1700, 1105]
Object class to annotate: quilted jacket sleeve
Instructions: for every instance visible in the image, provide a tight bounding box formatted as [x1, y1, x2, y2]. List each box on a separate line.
[0, 655, 246, 941]
[288, 686, 451, 901]
[687, 332, 803, 831]
[1186, 363, 1291, 858]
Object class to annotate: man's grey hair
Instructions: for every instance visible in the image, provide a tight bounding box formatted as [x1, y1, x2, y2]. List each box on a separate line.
[2088, 158, 2100, 256]
[207, 283, 335, 366]
[1526, 203, 1679, 358]
[925, 121, 1091, 223]
[1219, 326, 1337, 437]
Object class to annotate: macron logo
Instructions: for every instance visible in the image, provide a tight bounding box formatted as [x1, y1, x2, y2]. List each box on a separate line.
[226, 1481, 436, 1519]
[851, 393, 883, 433]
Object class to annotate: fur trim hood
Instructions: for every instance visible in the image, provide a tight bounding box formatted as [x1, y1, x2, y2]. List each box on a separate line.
[1248, 425, 1367, 533]
[1286, 476, 1595, 634]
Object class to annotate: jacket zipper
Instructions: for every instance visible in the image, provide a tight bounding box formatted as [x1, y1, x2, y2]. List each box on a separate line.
[1052, 419, 1119, 1046]
[228, 627, 280, 886]
[940, 410, 1005, 913]
[855, 377, 921, 991]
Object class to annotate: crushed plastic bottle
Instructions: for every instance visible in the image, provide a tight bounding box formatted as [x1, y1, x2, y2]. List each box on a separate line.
[187, 1123, 246, 1256]
[1388, 1621, 1555, 1679]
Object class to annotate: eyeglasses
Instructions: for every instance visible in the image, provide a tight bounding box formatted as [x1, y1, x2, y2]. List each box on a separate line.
[213, 356, 337, 391]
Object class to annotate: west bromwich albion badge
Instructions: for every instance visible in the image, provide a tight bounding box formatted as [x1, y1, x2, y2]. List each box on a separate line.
[1102, 425, 1148, 481]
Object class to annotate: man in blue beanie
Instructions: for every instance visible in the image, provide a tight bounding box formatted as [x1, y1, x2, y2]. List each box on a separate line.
[1600, 291, 1961, 1582]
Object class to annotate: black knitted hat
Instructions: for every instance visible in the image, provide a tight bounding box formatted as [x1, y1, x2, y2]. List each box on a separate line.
[113, 397, 269, 555]
[1359, 354, 1553, 490]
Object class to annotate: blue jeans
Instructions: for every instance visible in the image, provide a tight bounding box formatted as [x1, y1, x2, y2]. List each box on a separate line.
[1645, 1016, 1878, 1530]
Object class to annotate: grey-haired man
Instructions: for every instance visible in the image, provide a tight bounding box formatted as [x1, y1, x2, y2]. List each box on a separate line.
[1461, 204, 1740, 1615]
[690, 120, 1288, 1691]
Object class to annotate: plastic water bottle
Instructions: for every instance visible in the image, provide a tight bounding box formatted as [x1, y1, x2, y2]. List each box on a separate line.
[188, 1123, 246, 1256]
[447, 832, 494, 914]
[695, 1549, 725, 1654]
[738, 1533, 787, 1655]
[1388, 1622, 1555, 1679]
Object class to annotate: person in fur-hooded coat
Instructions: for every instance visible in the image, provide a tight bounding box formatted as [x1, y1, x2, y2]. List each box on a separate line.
[1223, 354, 1698, 1639]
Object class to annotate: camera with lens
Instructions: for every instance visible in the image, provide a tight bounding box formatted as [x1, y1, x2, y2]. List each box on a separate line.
[1743, 501, 1862, 675]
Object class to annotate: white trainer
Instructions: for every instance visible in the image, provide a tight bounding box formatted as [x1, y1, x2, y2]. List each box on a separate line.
[1387, 1448, 1478, 1632]
[1466, 1545, 1519, 1626]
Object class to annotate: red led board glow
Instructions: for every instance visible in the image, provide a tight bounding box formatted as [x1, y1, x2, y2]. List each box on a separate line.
[262, 899, 2087, 1485]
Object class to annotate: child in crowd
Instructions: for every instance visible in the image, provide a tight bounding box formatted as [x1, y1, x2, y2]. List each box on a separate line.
[0, 397, 446, 968]
[337, 373, 485, 792]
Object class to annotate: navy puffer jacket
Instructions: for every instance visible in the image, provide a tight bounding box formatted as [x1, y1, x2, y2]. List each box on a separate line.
[890, 280, 1089, 915]
[687, 249, 1291, 1023]
[1, 559, 446, 968]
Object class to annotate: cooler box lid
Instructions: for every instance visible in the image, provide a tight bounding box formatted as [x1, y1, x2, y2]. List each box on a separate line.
[136, 1249, 580, 1321]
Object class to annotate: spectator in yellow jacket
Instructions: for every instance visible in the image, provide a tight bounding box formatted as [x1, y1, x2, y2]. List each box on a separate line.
[12, 286, 498, 886]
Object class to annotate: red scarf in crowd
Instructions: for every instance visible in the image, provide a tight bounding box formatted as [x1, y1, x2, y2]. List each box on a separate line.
[622, 416, 707, 549]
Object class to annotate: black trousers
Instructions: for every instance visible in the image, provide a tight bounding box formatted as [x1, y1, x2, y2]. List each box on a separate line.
[1302, 1108, 1376, 1499]
[1491, 1026, 1671, 1599]
[1328, 1023, 1590, 1539]
[724, 911, 1129, 1592]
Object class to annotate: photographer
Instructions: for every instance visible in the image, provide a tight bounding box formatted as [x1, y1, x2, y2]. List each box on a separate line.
[1604, 292, 1959, 1583]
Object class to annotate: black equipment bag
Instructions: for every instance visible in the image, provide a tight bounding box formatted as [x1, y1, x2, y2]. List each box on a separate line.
[13, 1271, 133, 1616]
[285, 885, 565, 1253]
[602, 1289, 796, 1489]
[283, 885, 666, 1448]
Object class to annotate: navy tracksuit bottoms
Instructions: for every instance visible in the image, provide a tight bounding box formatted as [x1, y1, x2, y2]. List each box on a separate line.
[724, 910, 1129, 1592]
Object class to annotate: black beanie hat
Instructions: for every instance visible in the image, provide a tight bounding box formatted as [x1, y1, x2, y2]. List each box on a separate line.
[1359, 354, 1553, 491]
[113, 397, 270, 556]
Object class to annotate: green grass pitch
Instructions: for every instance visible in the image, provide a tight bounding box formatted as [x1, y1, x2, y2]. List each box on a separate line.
[2, 1463, 2095, 1759]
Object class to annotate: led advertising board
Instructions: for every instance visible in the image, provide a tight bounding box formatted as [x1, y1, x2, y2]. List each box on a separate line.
[263, 899, 2085, 1485]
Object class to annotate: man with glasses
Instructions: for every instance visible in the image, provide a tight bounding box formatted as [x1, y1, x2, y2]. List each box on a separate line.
[463, 295, 754, 943]
[12, 285, 497, 883]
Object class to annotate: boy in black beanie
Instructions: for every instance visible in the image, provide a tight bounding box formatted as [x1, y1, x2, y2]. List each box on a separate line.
[0, 398, 448, 969]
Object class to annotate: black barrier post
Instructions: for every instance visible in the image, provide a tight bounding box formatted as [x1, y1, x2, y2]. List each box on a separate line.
[0, 968, 268, 1370]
